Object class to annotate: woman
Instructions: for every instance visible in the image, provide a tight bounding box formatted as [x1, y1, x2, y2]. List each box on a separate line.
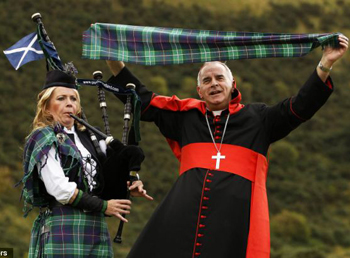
[20, 69, 152, 257]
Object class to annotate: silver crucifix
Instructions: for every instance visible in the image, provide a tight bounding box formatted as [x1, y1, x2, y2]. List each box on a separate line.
[212, 152, 225, 169]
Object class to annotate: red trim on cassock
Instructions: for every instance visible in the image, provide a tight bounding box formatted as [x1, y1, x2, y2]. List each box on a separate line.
[179, 143, 270, 258]
[150, 95, 206, 114]
[192, 170, 210, 258]
[289, 75, 332, 121]
[149, 95, 244, 115]
[166, 138, 182, 161]
[289, 97, 307, 121]
[142, 93, 157, 115]
[325, 78, 333, 89]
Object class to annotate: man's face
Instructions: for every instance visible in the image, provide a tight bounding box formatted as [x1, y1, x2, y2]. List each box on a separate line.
[197, 62, 234, 111]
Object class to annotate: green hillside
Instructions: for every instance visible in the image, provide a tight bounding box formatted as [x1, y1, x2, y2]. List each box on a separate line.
[1, 0, 350, 257]
[143, 0, 346, 15]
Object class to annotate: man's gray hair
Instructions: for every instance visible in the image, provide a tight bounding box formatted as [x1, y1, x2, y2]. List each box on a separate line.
[197, 61, 234, 86]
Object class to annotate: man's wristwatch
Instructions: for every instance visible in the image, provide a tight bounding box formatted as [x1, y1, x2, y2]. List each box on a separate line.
[318, 61, 332, 73]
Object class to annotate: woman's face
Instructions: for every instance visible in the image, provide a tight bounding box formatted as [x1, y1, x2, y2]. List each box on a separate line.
[48, 87, 78, 129]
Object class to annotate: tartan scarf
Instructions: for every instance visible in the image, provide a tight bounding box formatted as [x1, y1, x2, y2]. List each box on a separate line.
[20, 124, 83, 216]
[82, 23, 340, 65]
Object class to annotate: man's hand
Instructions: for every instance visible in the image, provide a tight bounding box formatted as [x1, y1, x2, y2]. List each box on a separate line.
[128, 180, 154, 201]
[106, 60, 125, 76]
[317, 34, 348, 81]
[322, 34, 348, 64]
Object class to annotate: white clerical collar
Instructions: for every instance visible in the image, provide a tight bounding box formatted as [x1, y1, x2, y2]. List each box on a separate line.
[207, 109, 224, 116]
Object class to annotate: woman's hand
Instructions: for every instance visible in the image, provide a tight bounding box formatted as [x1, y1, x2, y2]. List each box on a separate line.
[105, 199, 132, 222]
[128, 180, 154, 201]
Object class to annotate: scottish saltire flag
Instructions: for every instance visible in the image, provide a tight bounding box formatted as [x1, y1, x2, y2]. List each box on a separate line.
[82, 23, 340, 65]
[3, 32, 44, 70]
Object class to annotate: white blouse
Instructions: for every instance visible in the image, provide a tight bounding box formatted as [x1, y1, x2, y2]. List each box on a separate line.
[38, 127, 106, 204]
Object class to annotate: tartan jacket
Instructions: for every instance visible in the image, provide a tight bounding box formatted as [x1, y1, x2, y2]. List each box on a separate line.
[21, 124, 104, 214]
[23, 125, 114, 257]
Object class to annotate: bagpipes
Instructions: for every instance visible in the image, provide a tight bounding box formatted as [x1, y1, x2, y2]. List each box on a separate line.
[31, 13, 141, 243]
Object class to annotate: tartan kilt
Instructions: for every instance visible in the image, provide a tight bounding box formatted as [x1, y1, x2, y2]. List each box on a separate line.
[28, 206, 113, 258]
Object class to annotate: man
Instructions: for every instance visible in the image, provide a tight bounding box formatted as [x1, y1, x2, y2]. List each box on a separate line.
[106, 35, 348, 258]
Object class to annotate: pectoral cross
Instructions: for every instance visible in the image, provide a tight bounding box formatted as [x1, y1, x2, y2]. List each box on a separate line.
[212, 152, 225, 169]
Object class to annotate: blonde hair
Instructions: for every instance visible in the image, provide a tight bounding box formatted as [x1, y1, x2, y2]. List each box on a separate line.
[29, 86, 85, 135]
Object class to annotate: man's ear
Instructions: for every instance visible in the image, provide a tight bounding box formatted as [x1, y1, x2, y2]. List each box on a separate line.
[197, 86, 203, 99]
[232, 80, 236, 89]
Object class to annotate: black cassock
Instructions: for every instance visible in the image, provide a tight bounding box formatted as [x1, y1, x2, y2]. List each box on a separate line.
[109, 68, 333, 258]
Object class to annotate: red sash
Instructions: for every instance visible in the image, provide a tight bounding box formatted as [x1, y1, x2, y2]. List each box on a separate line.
[180, 143, 270, 258]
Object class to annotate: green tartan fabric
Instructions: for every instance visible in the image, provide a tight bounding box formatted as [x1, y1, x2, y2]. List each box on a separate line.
[23, 125, 113, 257]
[29, 206, 113, 258]
[21, 125, 83, 215]
[22, 127, 57, 212]
[82, 23, 341, 65]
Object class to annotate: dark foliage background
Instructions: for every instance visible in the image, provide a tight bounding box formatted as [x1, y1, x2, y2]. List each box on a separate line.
[0, 0, 350, 257]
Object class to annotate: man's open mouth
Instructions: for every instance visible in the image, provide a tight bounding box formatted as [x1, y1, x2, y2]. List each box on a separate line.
[209, 90, 222, 95]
